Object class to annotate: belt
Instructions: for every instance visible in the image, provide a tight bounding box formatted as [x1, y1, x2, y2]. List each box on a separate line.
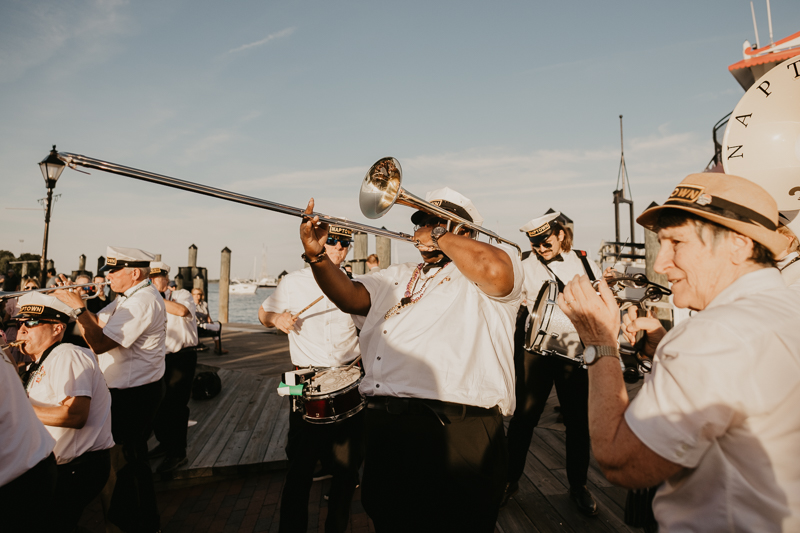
[365, 396, 498, 425]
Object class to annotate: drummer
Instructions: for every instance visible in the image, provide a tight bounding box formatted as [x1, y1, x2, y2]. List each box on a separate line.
[503, 211, 602, 515]
[258, 225, 363, 533]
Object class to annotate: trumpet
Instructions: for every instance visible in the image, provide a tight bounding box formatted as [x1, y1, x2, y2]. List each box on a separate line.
[0, 282, 111, 301]
[52, 151, 521, 254]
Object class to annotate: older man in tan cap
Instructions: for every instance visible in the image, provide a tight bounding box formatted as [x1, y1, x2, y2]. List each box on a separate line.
[557, 173, 800, 531]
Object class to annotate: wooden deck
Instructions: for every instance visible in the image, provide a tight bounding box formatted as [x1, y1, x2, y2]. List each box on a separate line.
[152, 323, 647, 531]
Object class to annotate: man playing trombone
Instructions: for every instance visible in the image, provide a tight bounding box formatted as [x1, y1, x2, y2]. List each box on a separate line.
[298, 188, 523, 532]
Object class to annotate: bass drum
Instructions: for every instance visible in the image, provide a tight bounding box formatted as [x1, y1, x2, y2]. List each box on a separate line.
[302, 365, 365, 424]
[524, 280, 585, 362]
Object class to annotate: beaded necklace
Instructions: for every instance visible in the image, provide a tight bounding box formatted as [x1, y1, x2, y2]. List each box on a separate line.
[384, 262, 450, 320]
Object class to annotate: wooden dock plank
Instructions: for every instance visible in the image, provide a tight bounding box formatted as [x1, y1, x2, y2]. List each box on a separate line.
[184, 371, 250, 467]
[239, 387, 286, 466]
[508, 472, 574, 533]
[233, 375, 276, 433]
[263, 403, 290, 463]
[497, 498, 543, 533]
[191, 374, 262, 468]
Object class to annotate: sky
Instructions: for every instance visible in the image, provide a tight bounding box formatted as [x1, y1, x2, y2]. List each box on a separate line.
[1, 0, 798, 279]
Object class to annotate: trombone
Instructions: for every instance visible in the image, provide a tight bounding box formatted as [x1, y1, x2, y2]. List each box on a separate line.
[52, 151, 521, 254]
[0, 282, 111, 300]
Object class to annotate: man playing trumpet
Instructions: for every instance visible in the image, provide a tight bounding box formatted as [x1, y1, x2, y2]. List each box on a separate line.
[298, 188, 523, 532]
[558, 174, 800, 531]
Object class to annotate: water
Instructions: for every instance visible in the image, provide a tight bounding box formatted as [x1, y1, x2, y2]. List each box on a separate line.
[206, 281, 275, 325]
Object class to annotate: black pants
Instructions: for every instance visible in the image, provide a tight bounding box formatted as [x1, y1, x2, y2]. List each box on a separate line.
[0, 453, 57, 533]
[52, 448, 112, 532]
[361, 401, 507, 533]
[506, 348, 590, 488]
[153, 347, 197, 458]
[108, 379, 164, 532]
[279, 403, 364, 533]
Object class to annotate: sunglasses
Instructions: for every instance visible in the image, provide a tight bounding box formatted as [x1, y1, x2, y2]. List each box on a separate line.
[533, 240, 554, 250]
[17, 319, 60, 327]
[413, 217, 447, 232]
[326, 237, 351, 248]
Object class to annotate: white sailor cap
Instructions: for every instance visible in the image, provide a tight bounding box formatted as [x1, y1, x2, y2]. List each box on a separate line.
[520, 211, 562, 244]
[100, 246, 156, 272]
[13, 292, 75, 323]
[149, 261, 171, 276]
[410, 187, 484, 227]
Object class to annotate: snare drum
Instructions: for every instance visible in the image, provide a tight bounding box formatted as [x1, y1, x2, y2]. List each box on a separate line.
[524, 280, 585, 363]
[302, 366, 365, 424]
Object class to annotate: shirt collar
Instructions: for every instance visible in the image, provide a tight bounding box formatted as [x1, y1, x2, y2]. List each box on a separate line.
[121, 278, 151, 298]
[777, 251, 799, 270]
[704, 267, 782, 311]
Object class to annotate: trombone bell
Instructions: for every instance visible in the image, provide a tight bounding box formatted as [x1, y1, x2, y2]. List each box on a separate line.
[359, 157, 402, 219]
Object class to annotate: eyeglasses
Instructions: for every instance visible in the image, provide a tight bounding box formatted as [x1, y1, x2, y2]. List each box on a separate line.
[326, 237, 351, 248]
[17, 319, 59, 327]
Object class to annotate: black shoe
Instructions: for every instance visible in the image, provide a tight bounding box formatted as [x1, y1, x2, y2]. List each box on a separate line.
[157, 455, 188, 473]
[499, 481, 519, 508]
[148, 444, 167, 459]
[570, 486, 598, 516]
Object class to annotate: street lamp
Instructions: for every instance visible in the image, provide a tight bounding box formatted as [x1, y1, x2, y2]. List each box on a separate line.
[38, 145, 65, 285]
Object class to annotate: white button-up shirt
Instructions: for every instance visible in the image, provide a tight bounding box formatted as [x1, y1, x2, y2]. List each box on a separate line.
[26, 343, 114, 464]
[625, 268, 800, 532]
[521, 250, 602, 314]
[164, 288, 199, 353]
[353, 244, 523, 415]
[97, 280, 167, 389]
[261, 268, 360, 367]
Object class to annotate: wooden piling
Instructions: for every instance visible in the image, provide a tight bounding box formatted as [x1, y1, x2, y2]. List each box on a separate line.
[154, 253, 161, 261]
[189, 244, 198, 268]
[353, 232, 368, 275]
[78, 254, 86, 271]
[219, 247, 231, 324]
[376, 236, 391, 269]
[174, 273, 185, 291]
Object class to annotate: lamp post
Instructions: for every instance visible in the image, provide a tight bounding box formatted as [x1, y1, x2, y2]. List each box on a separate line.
[38, 145, 65, 286]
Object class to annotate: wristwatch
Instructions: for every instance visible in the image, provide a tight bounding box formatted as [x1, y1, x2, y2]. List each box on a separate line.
[583, 345, 619, 366]
[430, 226, 448, 249]
[74, 307, 87, 318]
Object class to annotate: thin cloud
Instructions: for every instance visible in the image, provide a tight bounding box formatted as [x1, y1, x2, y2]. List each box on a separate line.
[228, 28, 296, 54]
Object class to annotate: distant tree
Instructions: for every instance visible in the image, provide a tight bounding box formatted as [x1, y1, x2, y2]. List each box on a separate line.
[0, 250, 15, 275]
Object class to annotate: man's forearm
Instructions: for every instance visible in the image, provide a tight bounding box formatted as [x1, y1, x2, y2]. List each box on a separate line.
[164, 299, 190, 317]
[77, 312, 119, 355]
[309, 259, 371, 315]
[587, 356, 631, 470]
[32, 396, 90, 429]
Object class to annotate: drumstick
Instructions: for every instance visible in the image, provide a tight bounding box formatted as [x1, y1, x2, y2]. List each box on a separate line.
[292, 296, 324, 320]
[344, 355, 361, 371]
[313, 355, 361, 383]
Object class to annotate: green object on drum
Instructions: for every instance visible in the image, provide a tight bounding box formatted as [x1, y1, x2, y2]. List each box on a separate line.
[278, 382, 305, 396]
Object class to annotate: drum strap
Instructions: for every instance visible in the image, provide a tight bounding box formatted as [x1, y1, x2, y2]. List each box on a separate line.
[575, 250, 597, 282]
[542, 250, 595, 291]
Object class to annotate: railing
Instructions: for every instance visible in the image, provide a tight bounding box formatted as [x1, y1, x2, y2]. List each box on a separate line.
[705, 112, 732, 171]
